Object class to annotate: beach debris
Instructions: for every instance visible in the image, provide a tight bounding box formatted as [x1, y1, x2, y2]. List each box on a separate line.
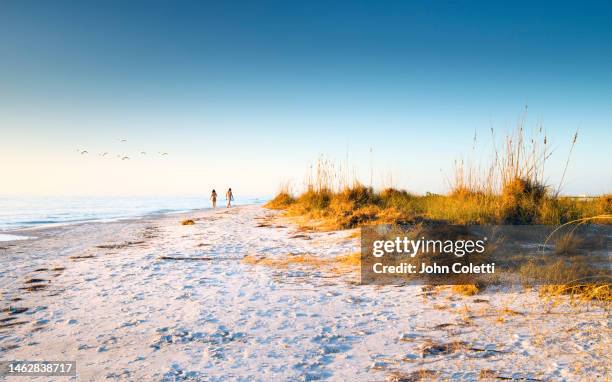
[121, 156, 130, 160]
[80, 150, 88, 154]
[4, 307, 28, 315]
[20, 284, 48, 292]
[290, 233, 312, 240]
[432, 323, 455, 330]
[159, 256, 214, 261]
[70, 254, 95, 260]
[181, 219, 195, 225]
[0, 320, 28, 329]
[399, 332, 420, 342]
[420, 340, 467, 357]
[369, 360, 389, 370]
[0, 343, 20, 352]
[479, 369, 498, 380]
[24, 278, 49, 284]
[96, 240, 145, 249]
[385, 370, 439, 382]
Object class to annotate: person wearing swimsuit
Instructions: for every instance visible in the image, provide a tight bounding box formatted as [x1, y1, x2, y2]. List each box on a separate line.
[210, 189, 217, 208]
[226, 188, 234, 208]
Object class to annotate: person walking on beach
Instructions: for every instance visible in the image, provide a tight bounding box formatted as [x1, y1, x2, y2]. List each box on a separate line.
[210, 189, 217, 208]
[226, 188, 234, 208]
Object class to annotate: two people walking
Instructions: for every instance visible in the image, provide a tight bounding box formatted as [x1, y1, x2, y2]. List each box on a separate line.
[210, 188, 233, 208]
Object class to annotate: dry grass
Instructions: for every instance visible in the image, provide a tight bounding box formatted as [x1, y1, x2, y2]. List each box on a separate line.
[271, 185, 610, 229]
[540, 284, 611, 302]
[243, 253, 327, 267]
[385, 370, 438, 382]
[420, 339, 467, 356]
[554, 232, 583, 255]
[451, 284, 480, 296]
[242, 252, 360, 271]
[519, 258, 611, 302]
[265, 192, 295, 210]
[181, 219, 195, 225]
[267, 123, 610, 228]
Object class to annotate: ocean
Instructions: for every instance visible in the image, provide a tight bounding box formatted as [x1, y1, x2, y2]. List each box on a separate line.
[0, 196, 266, 234]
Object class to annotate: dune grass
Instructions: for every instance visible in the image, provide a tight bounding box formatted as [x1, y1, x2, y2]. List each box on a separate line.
[266, 184, 610, 229]
[266, 125, 611, 228]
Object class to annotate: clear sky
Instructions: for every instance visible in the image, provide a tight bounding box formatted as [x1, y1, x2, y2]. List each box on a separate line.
[1, 0, 611, 196]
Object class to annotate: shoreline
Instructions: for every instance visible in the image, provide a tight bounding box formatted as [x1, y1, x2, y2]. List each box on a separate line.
[0, 203, 262, 240]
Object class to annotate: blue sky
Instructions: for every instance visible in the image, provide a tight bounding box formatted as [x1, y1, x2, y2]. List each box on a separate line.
[1, 0, 611, 196]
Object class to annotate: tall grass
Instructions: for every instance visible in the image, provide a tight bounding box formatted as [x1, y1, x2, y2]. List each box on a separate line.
[266, 123, 611, 228]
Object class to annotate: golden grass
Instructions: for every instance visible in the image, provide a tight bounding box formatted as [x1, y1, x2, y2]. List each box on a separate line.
[269, 184, 610, 229]
[386, 370, 438, 382]
[540, 284, 611, 302]
[451, 284, 480, 296]
[265, 192, 295, 210]
[242, 252, 361, 271]
[518, 258, 611, 302]
[267, 123, 611, 228]
[180, 219, 195, 225]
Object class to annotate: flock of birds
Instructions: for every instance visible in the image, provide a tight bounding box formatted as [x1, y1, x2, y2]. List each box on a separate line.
[76, 139, 168, 160]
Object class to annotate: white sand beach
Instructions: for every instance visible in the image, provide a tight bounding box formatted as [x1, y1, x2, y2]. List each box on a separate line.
[0, 205, 609, 381]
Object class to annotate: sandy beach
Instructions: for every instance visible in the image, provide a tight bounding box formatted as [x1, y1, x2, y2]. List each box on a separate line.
[0, 205, 609, 381]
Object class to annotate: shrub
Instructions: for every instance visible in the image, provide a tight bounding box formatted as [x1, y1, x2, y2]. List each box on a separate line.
[500, 177, 547, 224]
[265, 192, 295, 209]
